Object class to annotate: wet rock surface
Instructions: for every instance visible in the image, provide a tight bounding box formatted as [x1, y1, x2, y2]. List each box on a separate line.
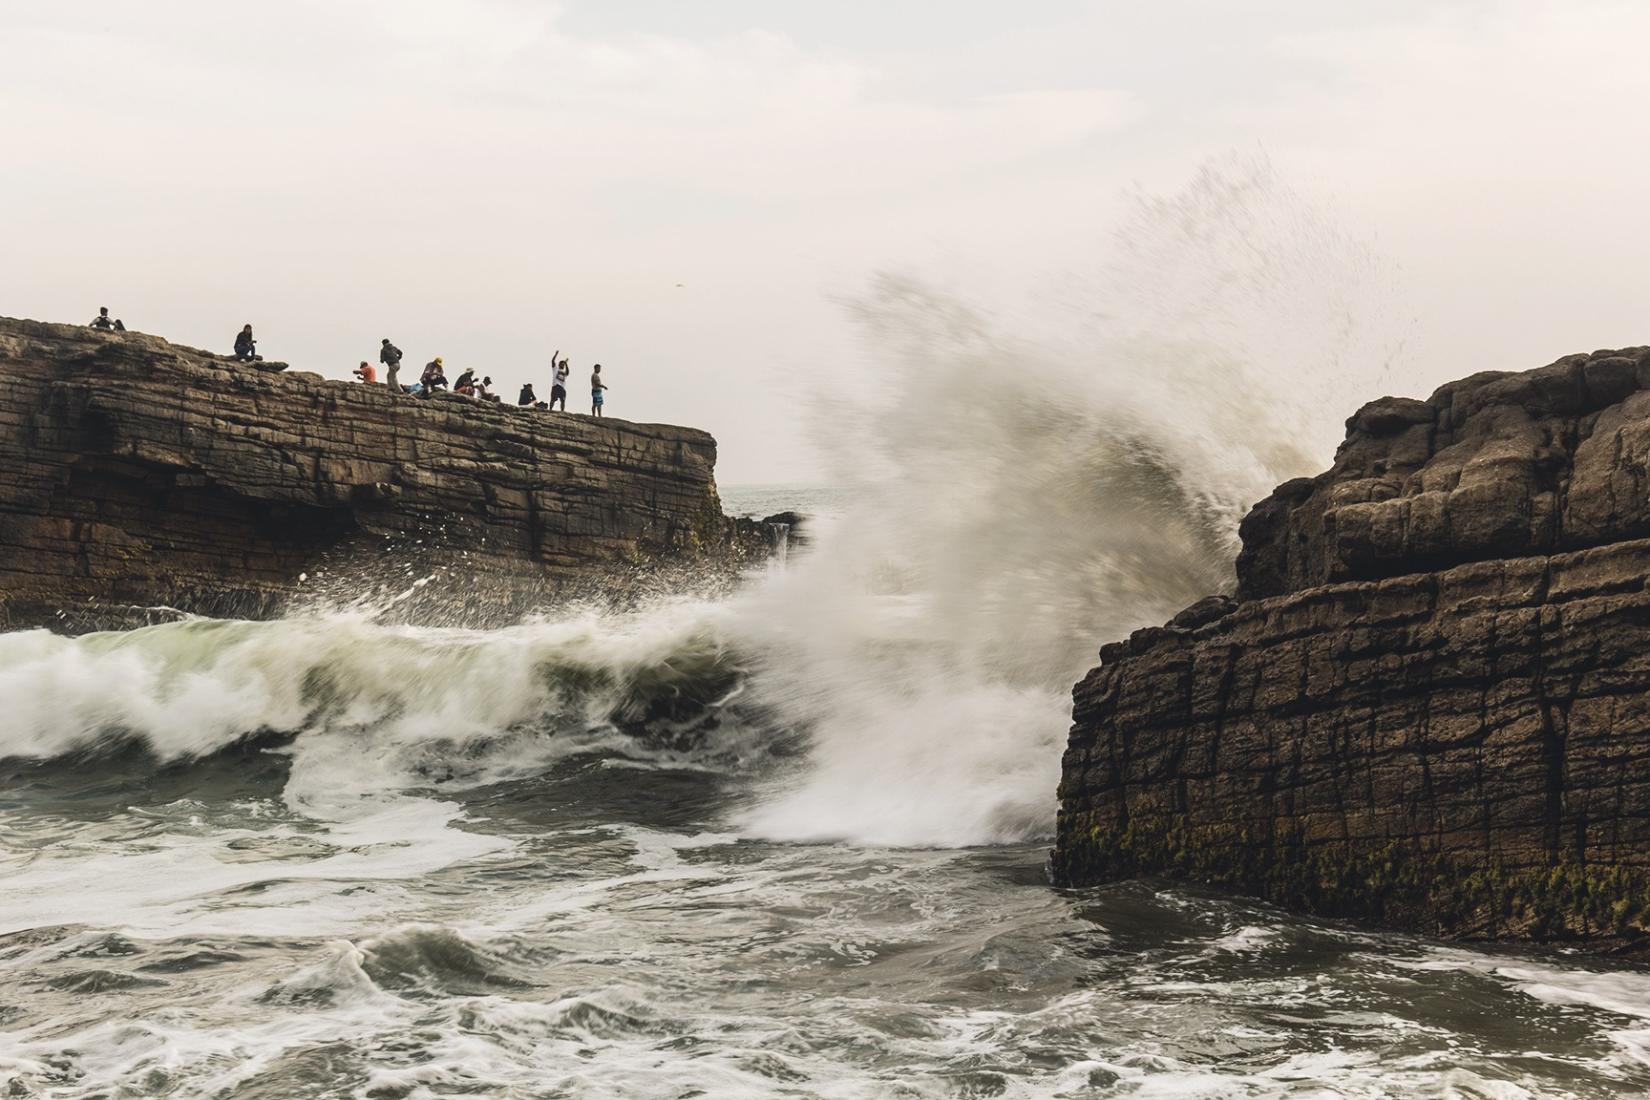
[0, 318, 769, 631]
[1056, 345, 1650, 952]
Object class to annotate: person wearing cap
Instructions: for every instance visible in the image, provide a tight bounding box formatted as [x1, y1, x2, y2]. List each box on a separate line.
[420, 357, 447, 396]
[90, 307, 114, 331]
[353, 360, 377, 384]
[380, 338, 403, 391]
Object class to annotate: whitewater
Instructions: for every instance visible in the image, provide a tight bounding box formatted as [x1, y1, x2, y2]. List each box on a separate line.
[6, 160, 1650, 1098]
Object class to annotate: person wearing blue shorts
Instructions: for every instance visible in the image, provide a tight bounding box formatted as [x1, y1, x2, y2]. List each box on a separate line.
[591, 363, 607, 417]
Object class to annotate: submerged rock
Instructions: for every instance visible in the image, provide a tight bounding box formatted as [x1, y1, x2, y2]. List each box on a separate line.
[1055, 344, 1650, 953]
[0, 317, 770, 631]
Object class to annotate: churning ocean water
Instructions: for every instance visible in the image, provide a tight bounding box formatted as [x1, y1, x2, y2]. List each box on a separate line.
[6, 160, 1650, 1098]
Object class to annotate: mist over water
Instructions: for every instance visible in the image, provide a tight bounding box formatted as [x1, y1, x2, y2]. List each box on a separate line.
[732, 155, 1415, 845]
[10, 160, 1646, 1099]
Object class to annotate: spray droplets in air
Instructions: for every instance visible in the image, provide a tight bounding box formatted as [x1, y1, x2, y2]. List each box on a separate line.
[732, 154, 1418, 847]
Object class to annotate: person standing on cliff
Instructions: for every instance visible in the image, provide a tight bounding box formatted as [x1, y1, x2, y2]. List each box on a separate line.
[550, 358, 570, 412]
[380, 338, 403, 391]
[90, 307, 114, 331]
[233, 325, 258, 362]
[591, 364, 607, 417]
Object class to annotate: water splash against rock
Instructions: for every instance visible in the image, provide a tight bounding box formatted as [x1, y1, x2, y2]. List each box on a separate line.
[732, 155, 1418, 846]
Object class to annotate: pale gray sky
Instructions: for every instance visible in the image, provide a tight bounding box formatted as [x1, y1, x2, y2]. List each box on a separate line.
[4, 1, 1649, 482]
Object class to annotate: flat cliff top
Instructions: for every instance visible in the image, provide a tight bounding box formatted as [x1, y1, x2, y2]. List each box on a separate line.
[0, 315, 762, 630]
[0, 316, 715, 449]
[1238, 343, 1650, 598]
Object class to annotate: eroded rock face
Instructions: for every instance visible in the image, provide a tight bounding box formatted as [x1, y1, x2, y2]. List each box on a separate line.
[1237, 347, 1650, 599]
[0, 318, 769, 630]
[1056, 345, 1650, 952]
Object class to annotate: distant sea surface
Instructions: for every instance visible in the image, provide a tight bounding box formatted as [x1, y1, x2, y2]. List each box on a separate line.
[719, 483, 848, 520]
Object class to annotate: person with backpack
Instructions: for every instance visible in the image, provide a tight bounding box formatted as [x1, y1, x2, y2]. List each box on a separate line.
[90, 307, 114, 331]
[380, 338, 403, 391]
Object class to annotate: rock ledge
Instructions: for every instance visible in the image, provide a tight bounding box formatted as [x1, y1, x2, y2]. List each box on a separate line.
[0, 318, 771, 630]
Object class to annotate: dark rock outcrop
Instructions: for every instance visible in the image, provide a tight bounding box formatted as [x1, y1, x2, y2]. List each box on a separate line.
[1056, 345, 1650, 952]
[1237, 347, 1650, 599]
[0, 318, 771, 631]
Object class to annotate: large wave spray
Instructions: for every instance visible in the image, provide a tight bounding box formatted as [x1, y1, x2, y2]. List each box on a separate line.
[729, 156, 1416, 845]
[0, 157, 1416, 847]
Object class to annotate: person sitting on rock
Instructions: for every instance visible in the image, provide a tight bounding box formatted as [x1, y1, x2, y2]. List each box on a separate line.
[477, 375, 497, 401]
[353, 360, 377, 384]
[90, 307, 114, 331]
[518, 383, 537, 406]
[233, 325, 259, 362]
[591, 363, 607, 417]
[453, 367, 477, 396]
[420, 357, 447, 396]
[380, 338, 403, 391]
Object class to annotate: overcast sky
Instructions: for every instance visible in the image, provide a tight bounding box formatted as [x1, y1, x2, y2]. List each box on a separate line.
[4, 1, 1650, 482]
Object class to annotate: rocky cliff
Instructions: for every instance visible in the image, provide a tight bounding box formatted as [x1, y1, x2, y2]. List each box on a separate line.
[0, 318, 772, 631]
[1055, 344, 1650, 952]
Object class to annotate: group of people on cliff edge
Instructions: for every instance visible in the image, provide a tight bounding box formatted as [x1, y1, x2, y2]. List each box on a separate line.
[370, 337, 609, 417]
[86, 309, 612, 417]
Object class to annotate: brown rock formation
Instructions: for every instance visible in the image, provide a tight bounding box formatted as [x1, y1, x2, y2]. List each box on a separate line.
[1055, 345, 1650, 952]
[0, 318, 772, 631]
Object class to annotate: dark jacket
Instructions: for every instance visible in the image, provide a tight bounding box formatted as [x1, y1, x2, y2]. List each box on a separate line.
[234, 331, 255, 355]
[380, 343, 402, 366]
[518, 385, 536, 405]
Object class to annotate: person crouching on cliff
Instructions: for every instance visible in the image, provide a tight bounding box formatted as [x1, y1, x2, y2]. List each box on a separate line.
[453, 367, 476, 396]
[233, 325, 259, 362]
[353, 360, 377, 383]
[380, 338, 403, 391]
[591, 364, 607, 417]
[420, 357, 447, 396]
[518, 383, 537, 406]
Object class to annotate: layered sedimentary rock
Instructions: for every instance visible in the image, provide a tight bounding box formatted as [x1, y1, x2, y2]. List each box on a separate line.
[1056, 344, 1650, 951]
[0, 318, 772, 631]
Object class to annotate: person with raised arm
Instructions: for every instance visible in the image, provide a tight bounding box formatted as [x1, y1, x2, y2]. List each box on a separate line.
[550, 357, 570, 412]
